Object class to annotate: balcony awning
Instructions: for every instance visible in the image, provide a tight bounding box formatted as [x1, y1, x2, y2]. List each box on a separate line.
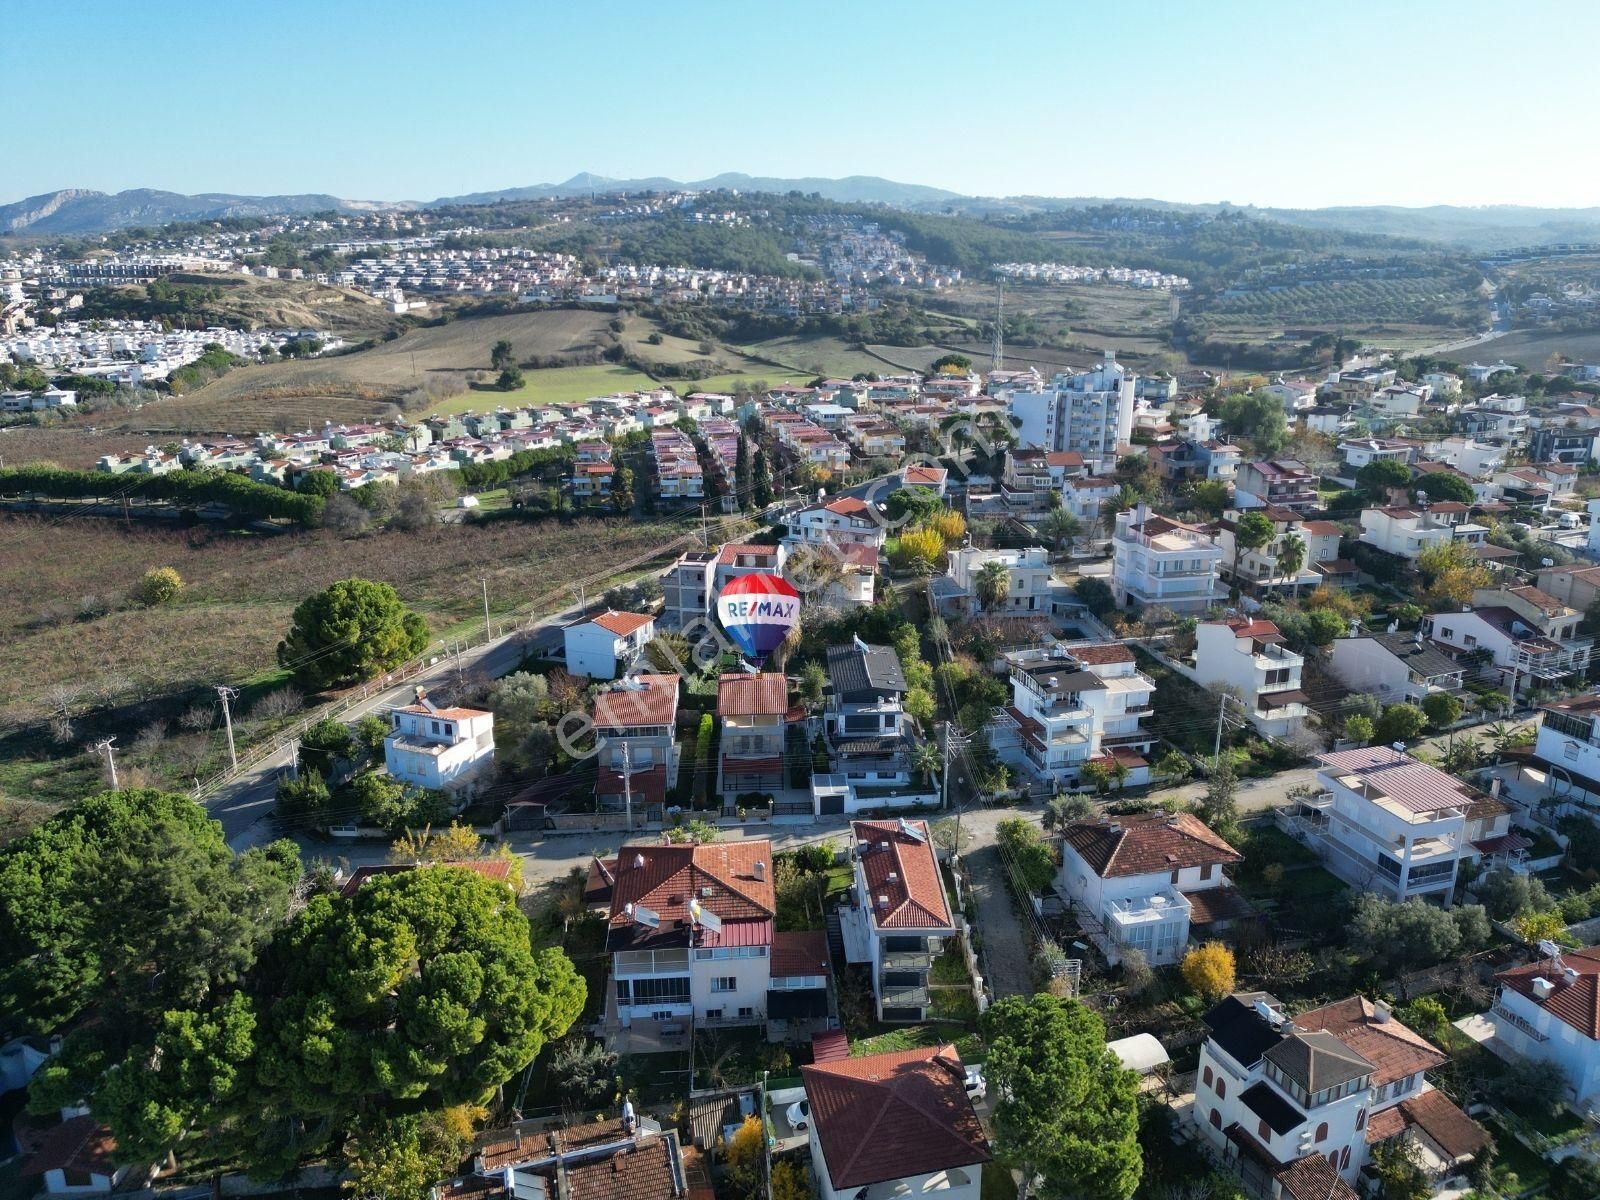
[1471, 833, 1532, 855]
[1258, 690, 1310, 710]
[766, 987, 829, 1018]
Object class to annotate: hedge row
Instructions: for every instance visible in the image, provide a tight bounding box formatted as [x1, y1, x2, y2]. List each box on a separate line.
[0, 465, 324, 526]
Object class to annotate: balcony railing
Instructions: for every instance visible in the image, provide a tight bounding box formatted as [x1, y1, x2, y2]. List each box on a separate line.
[615, 949, 690, 975]
[882, 949, 933, 973]
[881, 985, 929, 1010]
[1492, 1003, 1549, 1043]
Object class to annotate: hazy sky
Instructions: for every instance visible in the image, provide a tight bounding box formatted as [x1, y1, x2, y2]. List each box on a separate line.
[8, 0, 1600, 209]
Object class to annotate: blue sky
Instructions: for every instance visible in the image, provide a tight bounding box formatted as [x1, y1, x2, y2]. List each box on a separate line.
[8, 0, 1599, 209]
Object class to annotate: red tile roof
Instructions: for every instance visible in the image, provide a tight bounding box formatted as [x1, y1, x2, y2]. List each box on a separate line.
[592, 674, 679, 729]
[1275, 1153, 1359, 1200]
[854, 819, 952, 929]
[22, 1116, 119, 1179]
[606, 840, 775, 950]
[772, 930, 831, 978]
[717, 672, 789, 717]
[823, 496, 871, 516]
[596, 763, 667, 808]
[1315, 746, 1485, 817]
[1365, 1105, 1407, 1143]
[1061, 812, 1241, 879]
[1211, 615, 1284, 642]
[396, 703, 492, 719]
[903, 466, 948, 484]
[811, 1029, 850, 1063]
[1496, 945, 1600, 1039]
[1064, 641, 1134, 665]
[591, 610, 655, 637]
[565, 1135, 677, 1200]
[801, 1045, 990, 1189]
[715, 542, 780, 565]
[1397, 1088, 1488, 1160]
[1292, 996, 1447, 1086]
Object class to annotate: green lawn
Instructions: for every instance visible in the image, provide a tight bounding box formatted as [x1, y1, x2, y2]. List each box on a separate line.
[980, 1166, 1018, 1200]
[426, 364, 659, 414]
[850, 1024, 984, 1062]
[1482, 1119, 1552, 1196]
[680, 369, 814, 395]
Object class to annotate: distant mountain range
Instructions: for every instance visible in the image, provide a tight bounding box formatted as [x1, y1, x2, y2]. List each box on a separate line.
[8, 175, 1600, 252]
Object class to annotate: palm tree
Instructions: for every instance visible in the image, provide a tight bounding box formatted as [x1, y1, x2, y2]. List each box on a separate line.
[910, 741, 941, 786]
[975, 560, 1011, 612]
[1276, 533, 1307, 599]
[1038, 508, 1082, 554]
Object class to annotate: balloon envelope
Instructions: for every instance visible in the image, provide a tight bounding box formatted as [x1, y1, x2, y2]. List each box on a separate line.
[715, 572, 801, 662]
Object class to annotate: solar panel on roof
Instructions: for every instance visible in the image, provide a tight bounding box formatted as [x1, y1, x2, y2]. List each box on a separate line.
[898, 818, 925, 842]
[632, 904, 661, 928]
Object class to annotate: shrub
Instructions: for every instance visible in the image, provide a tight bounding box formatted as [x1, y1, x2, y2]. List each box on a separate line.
[1181, 942, 1236, 1000]
[133, 566, 184, 607]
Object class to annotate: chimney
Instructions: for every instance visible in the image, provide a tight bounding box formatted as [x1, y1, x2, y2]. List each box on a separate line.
[1532, 976, 1555, 1001]
[1490, 777, 1502, 798]
[1373, 1000, 1390, 1024]
[753, 860, 766, 882]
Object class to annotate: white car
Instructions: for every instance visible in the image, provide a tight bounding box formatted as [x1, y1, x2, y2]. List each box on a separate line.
[964, 1067, 986, 1101]
[785, 1099, 810, 1131]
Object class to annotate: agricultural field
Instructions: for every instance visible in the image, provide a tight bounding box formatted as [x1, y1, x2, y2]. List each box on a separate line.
[425, 364, 660, 414]
[0, 426, 163, 470]
[0, 512, 703, 782]
[737, 334, 904, 379]
[103, 307, 618, 433]
[1442, 327, 1600, 372]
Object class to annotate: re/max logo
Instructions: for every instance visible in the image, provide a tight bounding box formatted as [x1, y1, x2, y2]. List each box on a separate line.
[720, 599, 797, 618]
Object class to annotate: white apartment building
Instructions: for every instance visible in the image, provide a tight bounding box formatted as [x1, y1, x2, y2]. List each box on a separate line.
[838, 819, 957, 1023]
[1004, 351, 1135, 470]
[1423, 436, 1506, 479]
[590, 673, 680, 813]
[1358, 503, 1487, 560]
[989, 641, 1156, 790]
[384, 694, 496, 792]
[1278, 747, 1510, 904]
[935, 545, 1053, 618]
[1195, 993, 1484, 1200]
[1213, 508, 1343, 596]
[1530, 693, 1600, 802]
[1193, 616, 1310, 737]
[1110, 507, 1227, 614]
[784, 495, 888, 552]
[601, 839, 775, 1033]
[563, 610, 655, 680]
[1328, 632, 1465, 708]
[1484, 945, 1600, 1107]
[1056, 812, 1244, 967]
[1424, 585, 1591, 698]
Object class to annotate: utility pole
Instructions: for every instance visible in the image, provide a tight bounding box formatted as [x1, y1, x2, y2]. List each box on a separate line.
[215, 685, 239, 770]
[480, 577, 492, 642]
[622, 742, 633, 832]
[1213, 694, 1238, 765]
[992, 279, 1004, 371]
[94, 737, 119, 788]
[699, 502, 708, 547]
[573, 582, 587, 613]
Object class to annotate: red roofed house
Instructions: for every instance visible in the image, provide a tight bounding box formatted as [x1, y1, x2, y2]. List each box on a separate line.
[785, 494, 889, 553]
[1486, 945, 1600, 1106]
[384, 687, 496, 792]
[840, 819, 957, 1023]
[1058, 811, 1245, 966]
[603, 839, 776, 1039]
[591, 674, 680, 815]
[716, 671, 790, 798]
[1196, 992, 1484, 1199]
[564, 609, 657, 680]
[19, 1114, 134, 1196]
[1193, 615, 1310, 737]
[801, 1043, 989, 1200]
[432, 1114, 693, 1200]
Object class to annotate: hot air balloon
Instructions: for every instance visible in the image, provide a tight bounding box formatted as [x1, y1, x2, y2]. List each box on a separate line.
[715, 572, 801, 664]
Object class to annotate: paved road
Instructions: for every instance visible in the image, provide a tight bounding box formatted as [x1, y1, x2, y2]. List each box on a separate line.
[213, 617, 569, 849]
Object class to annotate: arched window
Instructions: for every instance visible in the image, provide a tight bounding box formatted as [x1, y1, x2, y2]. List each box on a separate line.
[1340, 1146, 1352, 1170]
[1258, 1119, 1271, 1141]
[1203, 1066, 1214, 1088]
[1327, 1151, 1339, 1170]
[1216, 1078, 1226, 1099]
[1355, 1109, 1366, 1131]
[1209, 1109, 1222, 1130]
[1315, 1122, 1329, 1143]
